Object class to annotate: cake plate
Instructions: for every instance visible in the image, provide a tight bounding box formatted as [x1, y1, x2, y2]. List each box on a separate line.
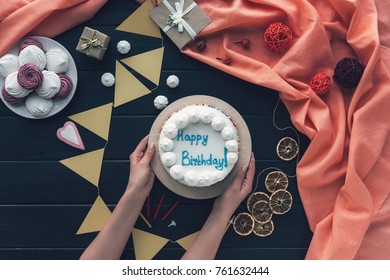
[149, 95, 252, 199]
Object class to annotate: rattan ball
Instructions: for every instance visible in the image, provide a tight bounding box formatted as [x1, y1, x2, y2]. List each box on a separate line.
[333, 57, 364, 88]
[310, 72, 332, 94]
[264, 22, 293, 53]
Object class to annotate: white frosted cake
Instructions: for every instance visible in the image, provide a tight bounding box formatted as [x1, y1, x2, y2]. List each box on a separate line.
[158, 104, 239, 187]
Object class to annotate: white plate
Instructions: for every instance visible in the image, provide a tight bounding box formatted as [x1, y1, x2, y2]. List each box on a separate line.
[0, 36, 77, 119]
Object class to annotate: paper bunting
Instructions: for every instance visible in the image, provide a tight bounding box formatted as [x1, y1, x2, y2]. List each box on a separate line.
[176, 231, 200, 251]
[114, 61, 151, 107]
[76, 196, 111, 235]
[132, 228, 169, 260]
[121, 47, 164, 85]
[69, 103, 113, 141]
[116, 0, 161, 38]
[60, 148, 105, 187]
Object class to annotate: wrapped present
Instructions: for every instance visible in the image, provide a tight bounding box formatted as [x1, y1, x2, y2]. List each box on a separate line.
[76, 27, 110, 60]
[149, 0, 212, 49]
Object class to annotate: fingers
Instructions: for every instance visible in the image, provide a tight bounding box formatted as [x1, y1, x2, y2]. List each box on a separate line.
[130, 135, 149, 163]
[140, 143, 156, 165]
[230, 153, 255, 193]
[245, 153, 256, 183]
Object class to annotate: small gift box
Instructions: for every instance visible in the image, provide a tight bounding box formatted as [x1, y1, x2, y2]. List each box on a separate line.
[76, 27, 110, 60]
[149, 0, 212, 49]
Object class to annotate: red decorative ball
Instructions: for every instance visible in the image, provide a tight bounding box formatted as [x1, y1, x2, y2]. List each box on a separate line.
[310, 72, 332, 94]
[264, 22, 293, 53]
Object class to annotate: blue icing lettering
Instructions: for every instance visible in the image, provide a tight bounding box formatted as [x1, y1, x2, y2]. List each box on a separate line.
[177, 130, 208, 146]
[181, 148, 229, 171]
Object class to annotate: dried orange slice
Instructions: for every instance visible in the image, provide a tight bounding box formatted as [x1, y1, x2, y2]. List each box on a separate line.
[233, 212, 254, 236]
[253, 220, 274, 237]
[265, 171, 288, 193]
[247, 192, 270, 213]
[251, 200, 273, 224]
[276, 137, 299, 161]
[269, 189, 293, 215]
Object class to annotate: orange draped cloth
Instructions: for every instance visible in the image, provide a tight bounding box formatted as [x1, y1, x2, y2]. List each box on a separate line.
[0, 0, 108, 57]
[182, 0, 390, 259]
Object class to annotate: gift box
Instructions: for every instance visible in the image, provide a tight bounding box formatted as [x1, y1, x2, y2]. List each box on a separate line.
[149, 0, 212, 49]
[76, 27, 110, 60]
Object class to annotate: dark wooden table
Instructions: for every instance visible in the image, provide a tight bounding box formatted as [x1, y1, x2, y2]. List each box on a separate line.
[0, 0, 312, 260]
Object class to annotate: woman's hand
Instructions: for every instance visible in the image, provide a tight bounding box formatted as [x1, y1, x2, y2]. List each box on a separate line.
[126, 136, 156, 199]
[213, 153, 255, 218]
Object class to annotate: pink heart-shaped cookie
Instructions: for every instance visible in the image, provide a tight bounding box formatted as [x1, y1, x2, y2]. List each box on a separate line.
[57, 121, 85, 150]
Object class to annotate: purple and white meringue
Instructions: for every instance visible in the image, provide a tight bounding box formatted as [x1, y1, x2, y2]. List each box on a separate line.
[35, 70, 61, 99]
[19, 45, 46, 70]
[17, 63, 43, 90]
[25, 94, 54, 117]
[2, 86, 26, 105]
[0, 54, 19, 79]
[4, 71, 32, 98]
[19, 38, 44, 53]
[45, 48, 69, 73]
[56, 74, 73, 98]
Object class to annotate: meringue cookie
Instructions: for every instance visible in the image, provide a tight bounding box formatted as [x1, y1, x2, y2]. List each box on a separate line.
[17, 63, 43, 90]
[166, 75, 179, 88]
[174, 114, 189, 129]
[184, 171, 199, 187]
[117, 40, 131, 54]
[221, 126, 235, 140]
[225, 140, 239, 152]
[163, 122, 178, 138]
[36, 70, 61, 98]
[227, 152, 239, 164]
[211, 116, 225, 131]
[19, 45, 46, 70]
[56, 74, 73, 98]
[19, 38, 44, 53]
[45, 48, 69, 73]
[159, 138, 174, 152]
[25, 94, 53, 117]
[154, 95, 168, 110]
[101, 72, 115, 87]
[5, 71, 32, 98]
[2, 86, 26, 105]
[161, 152, 177, 167]
[169, 165, 185, 180]
[199, 109, 214, 123]
[0, 54, 19, 79]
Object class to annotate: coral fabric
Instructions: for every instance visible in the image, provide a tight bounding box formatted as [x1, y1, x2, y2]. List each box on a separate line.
[0, 0, 108, 56]
[181, 0, 390, 259]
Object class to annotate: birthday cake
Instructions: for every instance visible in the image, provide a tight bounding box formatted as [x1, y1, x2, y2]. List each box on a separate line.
[158, 104, 239, 187]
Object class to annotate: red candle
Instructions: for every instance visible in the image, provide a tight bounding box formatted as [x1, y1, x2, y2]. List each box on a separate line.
[161, 202, 179, 222]
[153, 195, 164, 220]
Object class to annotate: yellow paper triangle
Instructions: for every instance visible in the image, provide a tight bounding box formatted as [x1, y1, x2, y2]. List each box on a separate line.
[116, 0, 161, 38]
[121, 47, 164, 85]
[114, 61, 151, 107]
[60, 148, 105, 187]
[132, 228, 169, 260]
[69, 103, 113, 141]
[176, 231, 200, 251]
[76, 196, 111, 235]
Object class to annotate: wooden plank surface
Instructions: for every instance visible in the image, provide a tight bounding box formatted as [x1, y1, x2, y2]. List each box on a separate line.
[0, 0, 312, 259]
